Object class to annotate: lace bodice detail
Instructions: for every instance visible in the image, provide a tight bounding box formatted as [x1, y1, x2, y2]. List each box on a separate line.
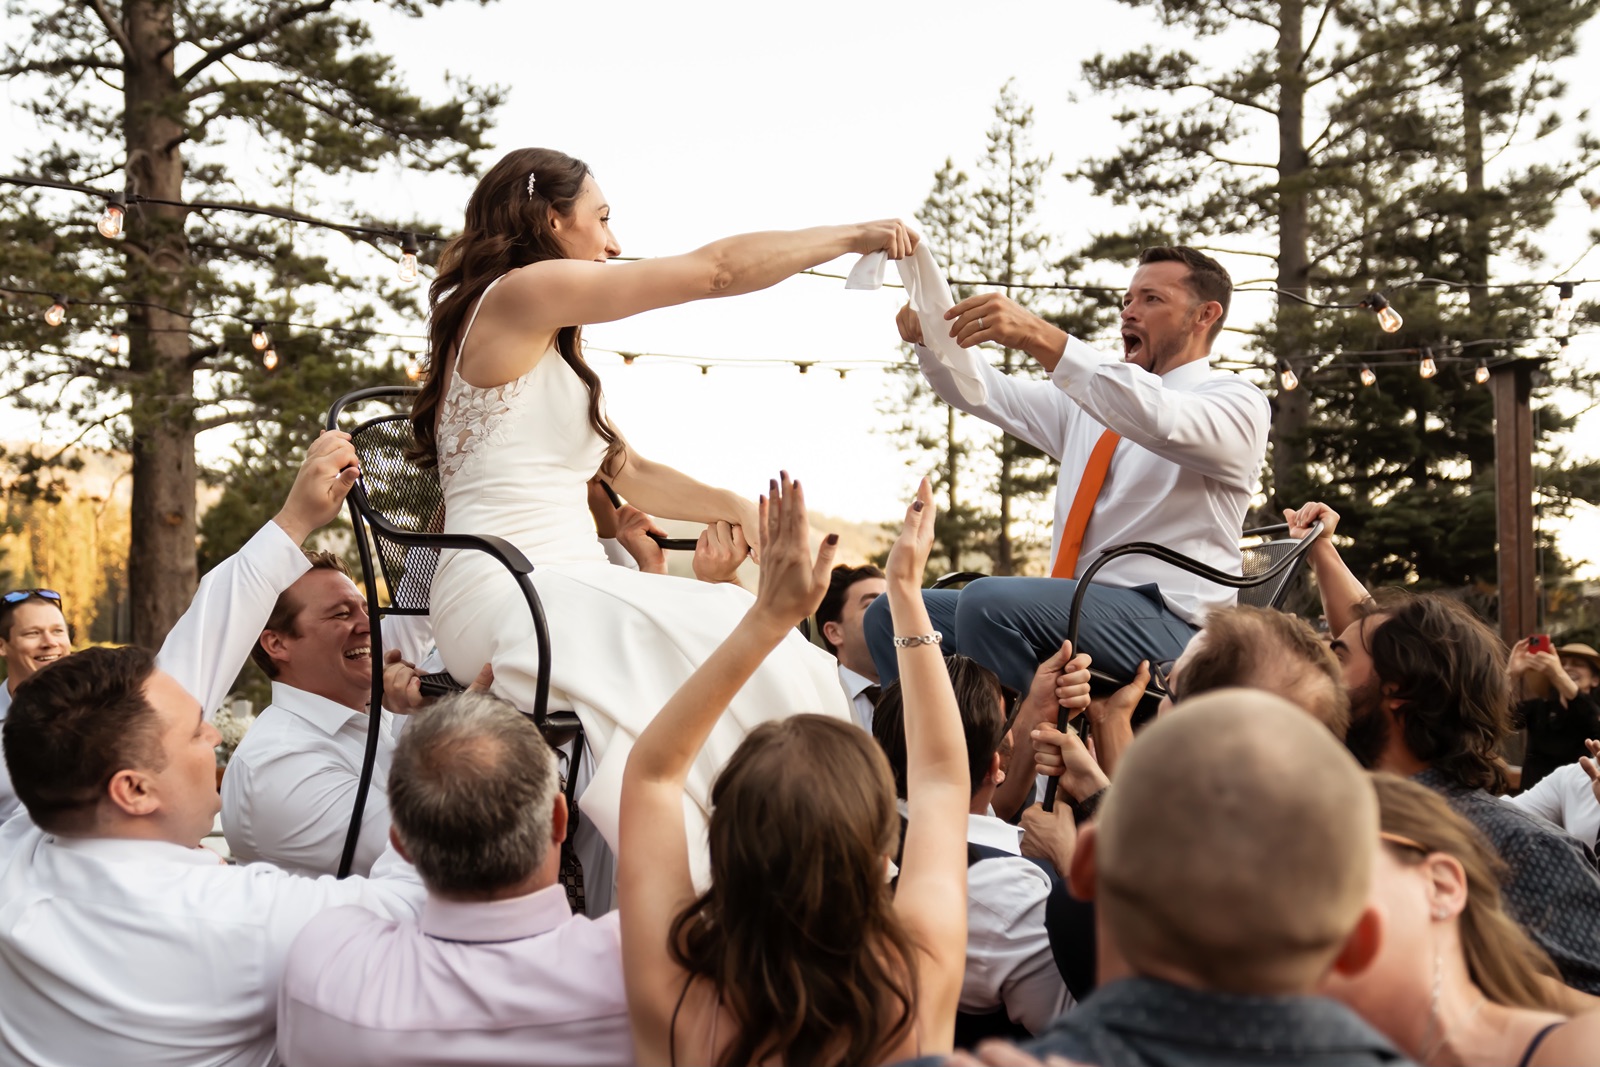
[436, 370, 532, 484]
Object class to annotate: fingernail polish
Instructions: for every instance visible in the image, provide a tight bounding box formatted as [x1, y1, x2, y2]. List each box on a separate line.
[912, 500, 924, 512]
[825, 533, 838, 545]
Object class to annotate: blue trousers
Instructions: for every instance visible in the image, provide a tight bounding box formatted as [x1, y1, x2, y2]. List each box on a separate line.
[864, 577, 1199, 697]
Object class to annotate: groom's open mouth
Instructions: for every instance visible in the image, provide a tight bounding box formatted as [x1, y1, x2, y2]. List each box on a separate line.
[1122, 330, 1145, 361]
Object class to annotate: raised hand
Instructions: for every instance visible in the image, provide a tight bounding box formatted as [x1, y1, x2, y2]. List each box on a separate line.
[274, 430, 360, 545]
[751, 473, 837, 629]
[944, 292, 1041, 352]
[1018, 639, 1092, 735]
[1283, 501, 1340, 541]
[886, 477, 936, 589]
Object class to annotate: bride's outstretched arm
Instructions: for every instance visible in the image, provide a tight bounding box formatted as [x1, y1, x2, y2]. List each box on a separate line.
[493, 221, 917, 337]
[617, 474, 836, 1060]
[607, 449, 756, 534]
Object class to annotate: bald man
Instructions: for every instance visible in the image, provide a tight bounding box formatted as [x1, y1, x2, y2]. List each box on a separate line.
[1002, 690, 1406, 1066]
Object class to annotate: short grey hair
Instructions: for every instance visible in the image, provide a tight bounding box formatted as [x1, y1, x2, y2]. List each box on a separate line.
[388, 690, 560, 897]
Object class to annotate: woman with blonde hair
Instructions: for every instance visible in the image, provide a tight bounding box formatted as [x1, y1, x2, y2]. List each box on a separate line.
[1321, 773, 1600, 1066]
[619, 476, 970, 1066]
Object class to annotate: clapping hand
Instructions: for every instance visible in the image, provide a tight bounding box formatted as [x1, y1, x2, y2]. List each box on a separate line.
[751, 473, 837, 629]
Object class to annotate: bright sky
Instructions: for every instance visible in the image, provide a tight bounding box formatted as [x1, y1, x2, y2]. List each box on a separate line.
[3, 0, 1598, 573]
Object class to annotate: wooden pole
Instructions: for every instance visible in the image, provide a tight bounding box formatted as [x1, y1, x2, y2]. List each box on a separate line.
[1490, 357, 1547, 645]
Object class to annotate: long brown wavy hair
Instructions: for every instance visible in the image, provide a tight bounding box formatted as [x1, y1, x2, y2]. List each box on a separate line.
[669, 714, 921, 1067]
[1372, 773, 1561, 1010]
[409, 147, 622, 473]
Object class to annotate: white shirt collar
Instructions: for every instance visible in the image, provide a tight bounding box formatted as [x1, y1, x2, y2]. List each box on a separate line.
[269, 681, 368, 736]
[966, 811, 1023, 855]
[420, 882, 571, 943]
[47, 833, 223, 867]
[1157, 355, 1219, 390]
[837, 664, 878, 701]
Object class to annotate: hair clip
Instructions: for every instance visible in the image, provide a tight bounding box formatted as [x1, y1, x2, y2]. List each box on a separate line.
[526, 172, 537, 199]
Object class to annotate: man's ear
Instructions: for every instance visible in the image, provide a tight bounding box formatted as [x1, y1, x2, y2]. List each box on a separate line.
[1068, 821, 1098, 901]
[389, 824, 411, 863]
[1193, 300, 1223, 337]
[987, 750, 1006, 788]
[107, 768, 159, 818]
[550, 792, 569, 847]
[821, 620, 845, 651]
[1330, 904, 1383, 979]
[258, 630, 291, 673]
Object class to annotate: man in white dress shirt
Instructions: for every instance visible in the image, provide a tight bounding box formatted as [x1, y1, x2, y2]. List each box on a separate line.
[0, 431, 428, 1067]
[222, 550, 401, 877]
[873, 653, 1076, 1037]
[816, 563, 887, 730]
[278, 689, 632, 1066]
[0, 591, 72, 824]
[866, 246, 1270, 694]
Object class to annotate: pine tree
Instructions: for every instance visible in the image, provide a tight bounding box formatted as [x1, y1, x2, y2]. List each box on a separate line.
[0, 0, 500, 645]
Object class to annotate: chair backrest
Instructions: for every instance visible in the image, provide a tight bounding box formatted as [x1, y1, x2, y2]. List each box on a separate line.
[1236, 536, 1306, 610]
[331, 388, 439, 616]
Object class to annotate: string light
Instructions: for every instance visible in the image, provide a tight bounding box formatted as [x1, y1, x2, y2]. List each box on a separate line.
[1279, 365, 1300, 391]
[107, 330, 126, 356]
[797, 362, 813, 374]
[1361, 292, 1404, 333]
[96, 194, 125, 239]
[1556, 282, 1576, 325]
[397, 233, 420, 283]
[621, 352, 637, 366]
[250, 322, 270, 351]
[1360, 365, 1377, 387]
[1474, 361, 1490, 384]
[1419, 347, 1438, 378]
[699, 365, 710, 375]
[43, 296, 66, 326]
[262, 347, 278, 371]
[837, 369, 849, 380]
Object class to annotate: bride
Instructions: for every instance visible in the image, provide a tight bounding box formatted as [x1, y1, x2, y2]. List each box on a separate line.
[411, 147, 916, 894]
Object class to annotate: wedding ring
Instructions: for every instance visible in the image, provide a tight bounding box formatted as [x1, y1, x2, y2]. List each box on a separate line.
[977, 316, 985, 330]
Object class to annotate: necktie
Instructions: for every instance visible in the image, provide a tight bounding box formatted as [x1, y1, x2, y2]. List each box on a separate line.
[1051, 429, 1121, 579]
[864, 684, 882, 707]
[556, 752, 585, 914]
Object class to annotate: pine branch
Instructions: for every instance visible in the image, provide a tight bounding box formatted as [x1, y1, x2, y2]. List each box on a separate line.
[177, 0, 338, 87]
[82, 0, 132, 55]
[194, 407, 260, 433]
[0, 55, 120, 77]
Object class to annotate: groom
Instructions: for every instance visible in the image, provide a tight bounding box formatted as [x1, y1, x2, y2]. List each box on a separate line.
[864, 246, 1269, 697]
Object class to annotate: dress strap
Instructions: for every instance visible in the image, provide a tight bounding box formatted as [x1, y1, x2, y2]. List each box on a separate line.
[1518, 1020, 1564, 1067]
[454, 274, 509, 373]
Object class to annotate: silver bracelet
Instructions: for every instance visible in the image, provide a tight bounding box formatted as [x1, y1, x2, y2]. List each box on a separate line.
[892, 631, 943, 649]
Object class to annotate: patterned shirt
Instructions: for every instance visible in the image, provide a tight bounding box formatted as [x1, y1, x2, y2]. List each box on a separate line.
[1416, 767, 1600, 994]
[1018, 976, 1406, 1066]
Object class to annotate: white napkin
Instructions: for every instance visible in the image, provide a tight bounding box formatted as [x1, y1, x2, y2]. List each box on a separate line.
[846, 242, 988, 406]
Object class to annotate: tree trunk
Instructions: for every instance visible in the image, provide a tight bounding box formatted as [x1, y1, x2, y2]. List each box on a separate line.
[943, 401, 963, 570]
[1272, 0, 1312, 509]
[1458, 0, 1489, 324]
[124, 0, 199, 648]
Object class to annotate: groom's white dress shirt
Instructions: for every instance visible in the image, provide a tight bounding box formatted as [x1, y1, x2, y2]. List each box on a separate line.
[0, 522, 426, 1067]
[913, 337, 1269, 624]
[0, 686, 17, 827]
[223, 683, 400, 878]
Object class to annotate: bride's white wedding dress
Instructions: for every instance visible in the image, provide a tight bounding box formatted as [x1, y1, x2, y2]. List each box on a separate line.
[429, 277, 851, 874]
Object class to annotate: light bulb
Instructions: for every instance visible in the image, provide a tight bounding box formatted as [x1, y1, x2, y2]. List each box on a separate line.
[397, 233, 420, 283]
[263, 348, 279, 371]
[1557, 282, 1576, 325]
[1419, 349, 1438, 378]
[44, 298, 66, 326]
[622, 353, 636, 366]
[1363, 292, 1403, 333]
[250, 323, 269, 351]
[797, 362, 812, 374]
[1474, 362, 1490, 384]
[97, 201, 125, 239]
[699, 365, 710, 376]
[1360, 365, 1376, 387]
[405, 358, 422, 381]
[837, 369, 848, 380]
[108, 330, 126, 356]
[1279, 367, 1299, 391]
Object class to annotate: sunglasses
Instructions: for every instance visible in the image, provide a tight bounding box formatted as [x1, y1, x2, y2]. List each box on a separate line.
[3, 589, 62, 607]
[1148, 658, 1179, 697]
[1380, 830, 1430, 856]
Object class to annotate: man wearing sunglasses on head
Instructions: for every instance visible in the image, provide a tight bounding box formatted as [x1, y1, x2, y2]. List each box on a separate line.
[0, 589, 71, 823]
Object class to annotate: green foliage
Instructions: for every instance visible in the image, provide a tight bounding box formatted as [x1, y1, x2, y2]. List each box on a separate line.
[0, 0, 502, 641]
[1072, 0, 1600, 597]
